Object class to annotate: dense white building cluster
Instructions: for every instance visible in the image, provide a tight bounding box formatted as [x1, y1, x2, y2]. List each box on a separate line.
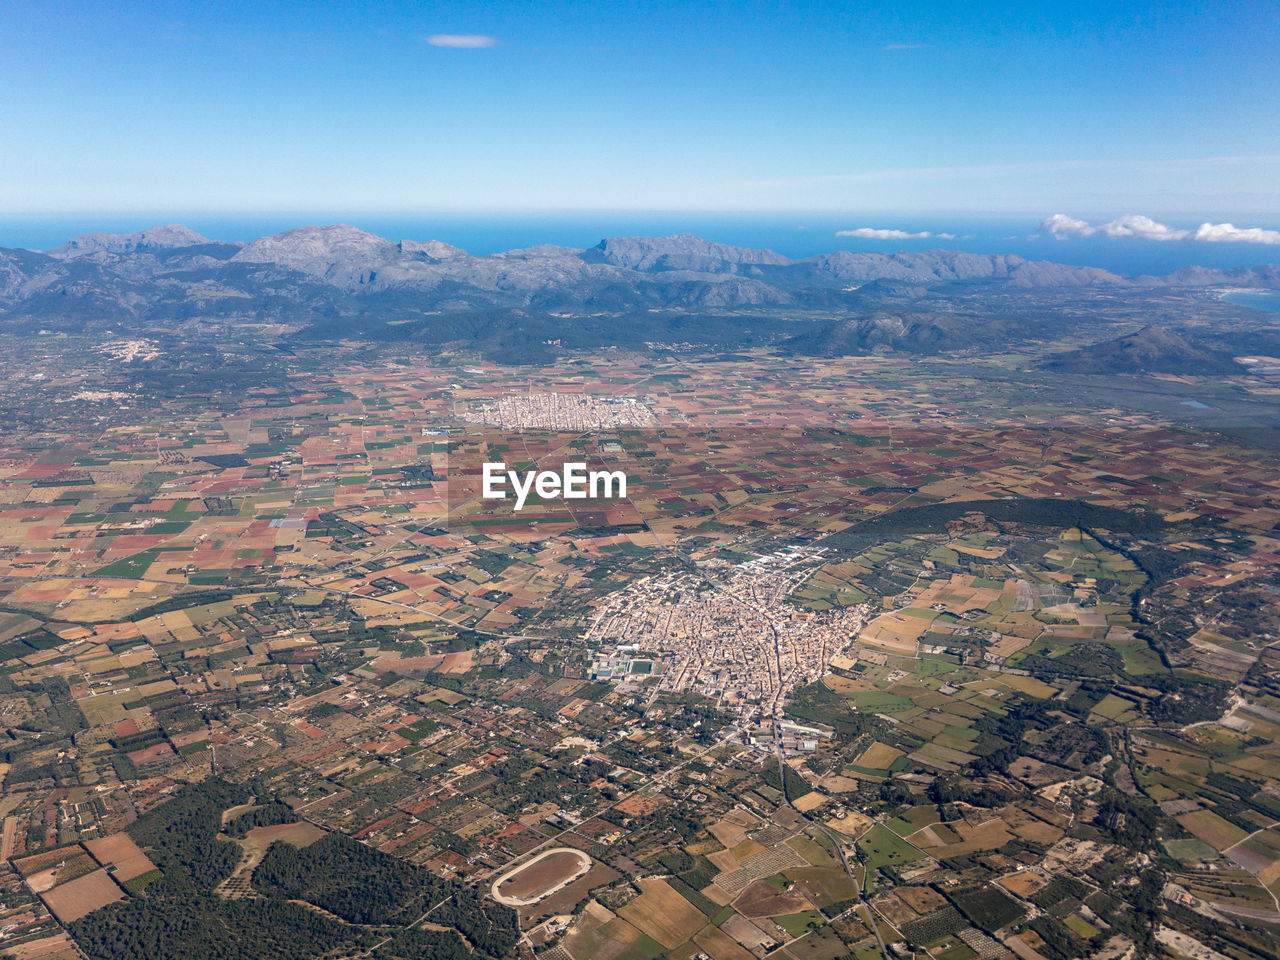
[585, 548, 866, 722]
[456, 392, 655, 431]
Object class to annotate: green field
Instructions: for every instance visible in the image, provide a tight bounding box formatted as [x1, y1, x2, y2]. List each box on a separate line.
[775, 910, 825, 937]
[92, 549, 163, 578]
[857, 824, 926, 872]
[849, 691, 916, 712]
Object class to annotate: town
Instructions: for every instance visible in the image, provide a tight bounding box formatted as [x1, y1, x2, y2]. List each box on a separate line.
[586, 548, 866, 724]
[457, 392, 656, 431]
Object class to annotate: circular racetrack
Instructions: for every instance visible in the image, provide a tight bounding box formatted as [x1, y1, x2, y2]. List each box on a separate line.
[490, 847, 592, 906]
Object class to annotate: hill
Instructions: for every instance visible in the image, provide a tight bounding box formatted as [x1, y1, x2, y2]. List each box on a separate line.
[1039, 324, 1244, 374]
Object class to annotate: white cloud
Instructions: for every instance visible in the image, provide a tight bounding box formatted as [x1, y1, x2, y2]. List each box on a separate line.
[1038, 214, 1094, 237]
[1040, 213, 1184, 241]
[425, 34, 496, 48]
[1192, 222, 1280, 243]
[836, 227, 954, 240]
[1040, 213, 1280, 244]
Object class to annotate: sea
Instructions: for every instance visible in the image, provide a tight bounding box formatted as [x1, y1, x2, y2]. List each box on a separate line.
[1223, 291, 1280, 314]
[2, 212, 1278, 278]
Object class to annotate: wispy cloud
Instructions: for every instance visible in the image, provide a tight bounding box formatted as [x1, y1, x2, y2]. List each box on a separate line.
[1040, 213, 1280, 244]
[837, 227, 954, 240]
[425, 34, 496, 48]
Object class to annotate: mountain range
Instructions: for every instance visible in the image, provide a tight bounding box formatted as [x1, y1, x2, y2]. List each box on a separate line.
[2, 224, 1278, 360]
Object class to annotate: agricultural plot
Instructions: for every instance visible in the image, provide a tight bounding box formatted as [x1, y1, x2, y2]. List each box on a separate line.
[793, 561, 870, 609]
[784, 866, 857, 908]
[1088, 693, 1141, 723]
[618, 878, 708, 949]
[40, 869, 124, 924]
[900, 906, 968, 947]
[685, 925, 752, 960]
[912, 818, 1013, 860]
[83, 833, 158, 883]
[1225, 827, 1280, 879]
[947, 885, 1025, 933]
[733, 878, 813, 918]
[856, 609, 937, 656]
[773, 909, 824, 937]
[857, 825, 927, 875]
[1176, 810, 1250, 851]
[720, 913, 778, 955]
[1163, 838, 1220, 863]
[16, 848, 98, 893]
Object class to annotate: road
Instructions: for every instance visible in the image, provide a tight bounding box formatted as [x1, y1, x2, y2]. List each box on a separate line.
[773, 744, 890, 960]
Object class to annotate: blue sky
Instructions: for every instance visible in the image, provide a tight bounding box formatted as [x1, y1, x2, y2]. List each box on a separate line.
[1, 0, 1278, 219]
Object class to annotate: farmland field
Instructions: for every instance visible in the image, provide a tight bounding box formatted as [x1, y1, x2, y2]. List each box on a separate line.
[40, 869, 124, 924]
[948, 885, 1025, 933]
[84, 833, 158, 882]
[858, 824, 927, 873]
[618, 878, 710, 949]
[1176, 810, 1250, 851]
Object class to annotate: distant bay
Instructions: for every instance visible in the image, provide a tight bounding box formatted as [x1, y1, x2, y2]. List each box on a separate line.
[1223, 291, 1280, 314]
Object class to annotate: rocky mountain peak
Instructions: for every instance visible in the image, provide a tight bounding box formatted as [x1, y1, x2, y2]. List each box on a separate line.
[231, 224, 398, 279]
[49, 224, 211, 259]
[584, 234, 793, 272]
[398, 239, 468, 261]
